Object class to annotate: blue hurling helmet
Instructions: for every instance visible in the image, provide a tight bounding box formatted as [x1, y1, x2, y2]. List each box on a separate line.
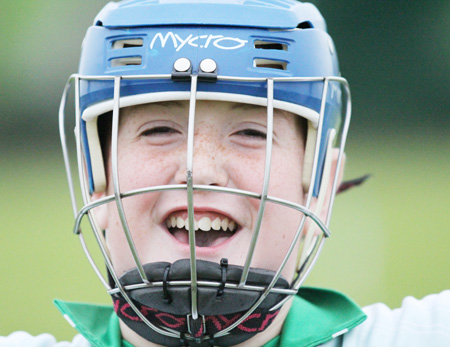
[59, 0, 351, 346]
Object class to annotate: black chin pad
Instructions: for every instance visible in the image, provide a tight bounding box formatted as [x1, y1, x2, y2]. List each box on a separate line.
[113, 259, 290, 346]
[119, 259, 289, 315]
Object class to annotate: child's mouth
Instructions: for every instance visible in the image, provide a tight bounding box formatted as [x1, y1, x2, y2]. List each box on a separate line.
[165, 213, 239, 247]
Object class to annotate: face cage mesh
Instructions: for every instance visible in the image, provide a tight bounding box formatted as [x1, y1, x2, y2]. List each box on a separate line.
[59, 73, 351, 342]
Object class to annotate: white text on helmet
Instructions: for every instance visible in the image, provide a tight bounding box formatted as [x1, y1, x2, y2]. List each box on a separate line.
[150, 32, 248, 52]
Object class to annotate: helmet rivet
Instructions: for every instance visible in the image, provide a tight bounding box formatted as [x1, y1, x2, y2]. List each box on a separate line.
[200, 58, 217, 73]
[173, 58, 191, 72]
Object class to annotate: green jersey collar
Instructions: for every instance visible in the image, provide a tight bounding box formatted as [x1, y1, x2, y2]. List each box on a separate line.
[265, 287, 366, 347]
[54, 287, 366, 347]
[54, 300, 129, 347]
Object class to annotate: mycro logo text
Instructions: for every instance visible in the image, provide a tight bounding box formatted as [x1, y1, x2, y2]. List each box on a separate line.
[150, 32, 248, 52]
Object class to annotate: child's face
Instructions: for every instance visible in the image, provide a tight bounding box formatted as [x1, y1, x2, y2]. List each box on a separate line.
[96, 100, 307, 281]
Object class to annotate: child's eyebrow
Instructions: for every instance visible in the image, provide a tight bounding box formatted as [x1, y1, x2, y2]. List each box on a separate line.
[230, 103, 292, 119]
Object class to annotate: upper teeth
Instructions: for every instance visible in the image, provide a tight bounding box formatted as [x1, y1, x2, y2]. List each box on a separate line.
[166, 215, 237, 232]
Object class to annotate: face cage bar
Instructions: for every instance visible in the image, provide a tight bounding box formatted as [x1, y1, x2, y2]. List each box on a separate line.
[59, 73, 351, 341]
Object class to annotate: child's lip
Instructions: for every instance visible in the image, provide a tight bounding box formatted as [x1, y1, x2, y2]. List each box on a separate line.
[165, 212, 238, 232]
[161, 207, 243, 249]
[161, 207, 241, 228]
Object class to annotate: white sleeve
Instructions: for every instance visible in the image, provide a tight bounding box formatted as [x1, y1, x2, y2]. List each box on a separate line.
[320, 290, 450, 347]
[0, 332, 91, 347]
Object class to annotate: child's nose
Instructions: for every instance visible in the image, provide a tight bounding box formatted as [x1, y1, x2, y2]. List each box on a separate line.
[190, 132, 229, 187]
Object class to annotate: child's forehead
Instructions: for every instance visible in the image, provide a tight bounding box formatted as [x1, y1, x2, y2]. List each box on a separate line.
[122, 100, 292, 118]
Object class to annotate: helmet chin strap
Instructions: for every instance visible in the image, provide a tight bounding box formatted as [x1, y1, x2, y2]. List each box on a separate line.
[110, 259, 289, 346]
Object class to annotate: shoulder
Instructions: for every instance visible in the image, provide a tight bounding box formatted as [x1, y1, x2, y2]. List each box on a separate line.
[320, 290, 450, 347]
[0, 332, 91, 347]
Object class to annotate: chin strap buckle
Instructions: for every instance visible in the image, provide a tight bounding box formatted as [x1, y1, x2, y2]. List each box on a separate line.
[181, 315, 214, 346]
[180, 334, 214, 347]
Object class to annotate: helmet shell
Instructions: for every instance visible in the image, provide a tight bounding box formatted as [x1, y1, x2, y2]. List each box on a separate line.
[77, 0, 343, 196]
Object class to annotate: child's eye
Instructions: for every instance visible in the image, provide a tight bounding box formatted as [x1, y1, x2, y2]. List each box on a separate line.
[234, 128, 267, 139]
[140, 126, 179, 136]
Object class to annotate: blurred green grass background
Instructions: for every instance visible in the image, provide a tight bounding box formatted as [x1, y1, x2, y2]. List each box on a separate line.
[2, 133, 449, 341]
[1, 0, 449, 342]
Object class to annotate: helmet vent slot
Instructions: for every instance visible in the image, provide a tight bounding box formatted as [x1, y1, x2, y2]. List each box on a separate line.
[110, 56, 142, 67]
[297, 21, 313, 29]
[112, 38, 144, 49]
[254, 40, 288, 51]
[253, 58, 287, 70]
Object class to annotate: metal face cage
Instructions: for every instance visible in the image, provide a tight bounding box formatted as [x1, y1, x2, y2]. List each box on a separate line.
[59, 72, 351, 344]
